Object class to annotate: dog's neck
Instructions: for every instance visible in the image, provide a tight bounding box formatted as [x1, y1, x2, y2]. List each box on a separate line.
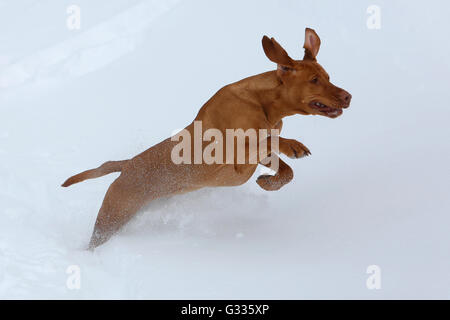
[237, 71, 298, 126]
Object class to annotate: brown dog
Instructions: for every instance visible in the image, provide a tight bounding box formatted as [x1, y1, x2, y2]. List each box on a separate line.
[62, 28, 351, 249]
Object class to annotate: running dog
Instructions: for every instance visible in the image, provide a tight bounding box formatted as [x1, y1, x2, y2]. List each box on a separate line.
[62, 28, 352, 248]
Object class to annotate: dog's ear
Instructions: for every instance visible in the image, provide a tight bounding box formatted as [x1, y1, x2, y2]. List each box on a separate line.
[303, 28, 321, 61]
[262, 36, 294, 68]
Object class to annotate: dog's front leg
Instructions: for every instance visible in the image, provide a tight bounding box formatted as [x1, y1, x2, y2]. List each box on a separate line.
[256, 154, 293, 191]
[255, 136, 310, 191]
[258, 134, 311, 160]
[278, 137, 311, 159]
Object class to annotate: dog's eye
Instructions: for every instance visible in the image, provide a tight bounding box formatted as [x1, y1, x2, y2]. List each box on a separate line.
[311, 77, 319, 84]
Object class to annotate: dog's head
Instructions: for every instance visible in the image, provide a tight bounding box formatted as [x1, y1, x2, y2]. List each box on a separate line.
[262, 28, 351, 118]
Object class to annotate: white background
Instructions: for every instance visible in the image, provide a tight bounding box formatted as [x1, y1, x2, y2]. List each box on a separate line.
[0, 0, 449, 298]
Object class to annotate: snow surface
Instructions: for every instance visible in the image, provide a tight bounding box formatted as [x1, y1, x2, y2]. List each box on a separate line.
[0, 0, 449, 299]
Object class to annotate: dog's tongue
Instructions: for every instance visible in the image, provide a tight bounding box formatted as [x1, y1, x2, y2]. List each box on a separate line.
[328, 109, 343, 117]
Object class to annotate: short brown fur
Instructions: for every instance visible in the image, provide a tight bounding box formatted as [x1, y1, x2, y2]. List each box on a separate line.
[62, 28, 351, 249]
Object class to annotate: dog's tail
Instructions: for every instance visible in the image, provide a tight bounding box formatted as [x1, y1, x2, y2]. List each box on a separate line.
[61, 160, 128, 187]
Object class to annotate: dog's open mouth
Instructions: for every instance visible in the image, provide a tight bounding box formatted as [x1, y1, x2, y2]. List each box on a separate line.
[309, 101, 343, 118]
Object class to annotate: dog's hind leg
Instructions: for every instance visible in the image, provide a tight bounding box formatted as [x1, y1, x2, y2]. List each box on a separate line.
[87, 174, 151, 249]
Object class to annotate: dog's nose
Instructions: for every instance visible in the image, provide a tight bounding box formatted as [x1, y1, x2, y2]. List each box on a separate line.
[340, 90, 352, 108]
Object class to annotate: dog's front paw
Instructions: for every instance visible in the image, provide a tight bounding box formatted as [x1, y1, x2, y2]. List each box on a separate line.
[281, 139, 311, 159]
[256, 174, 282, 191]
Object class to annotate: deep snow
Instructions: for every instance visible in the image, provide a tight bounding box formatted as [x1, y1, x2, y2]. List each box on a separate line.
[0, 0, 449, 299]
